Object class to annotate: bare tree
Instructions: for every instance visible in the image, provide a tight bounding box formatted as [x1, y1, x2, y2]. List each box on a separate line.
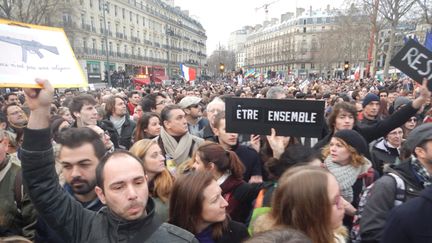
[416, 0, 432, 25]
[378, 0, 415, 78]
[206, 45, 236, 77]
[0, 0, 60, 24]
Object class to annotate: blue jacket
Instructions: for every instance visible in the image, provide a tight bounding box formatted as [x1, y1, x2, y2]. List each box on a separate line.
[381, 186, 432, 243]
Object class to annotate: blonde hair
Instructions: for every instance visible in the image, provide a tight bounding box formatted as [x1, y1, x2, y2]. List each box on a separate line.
[322, 137, 365, 167]
[129, 139, 174, 203]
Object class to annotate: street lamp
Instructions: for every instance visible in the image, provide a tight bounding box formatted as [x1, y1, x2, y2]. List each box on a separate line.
[102, 0, 111, 87]
[166, 25, 173, 80]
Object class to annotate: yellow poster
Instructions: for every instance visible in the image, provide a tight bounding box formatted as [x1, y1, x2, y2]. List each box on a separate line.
[0, 19, 87, 88]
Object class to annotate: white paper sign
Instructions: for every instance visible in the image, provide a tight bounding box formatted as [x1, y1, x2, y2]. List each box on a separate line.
[0, 19, 87, 88]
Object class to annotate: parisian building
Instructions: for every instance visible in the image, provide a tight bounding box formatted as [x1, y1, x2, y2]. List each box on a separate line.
[46, 0, 206, 84]
[242, 6, 369, 79]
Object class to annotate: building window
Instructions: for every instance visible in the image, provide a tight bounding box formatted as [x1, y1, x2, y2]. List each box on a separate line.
[92, 38, 96, 53]
[301, 63, 305, 69]
[130, 11, 132, 22]
[83, 38, 87, 50]
[90, 17, 95, 31]
[114, 5, 117, 16]
[122, 8, 125, 19]
[143, 17, 145, 26]
[303, 27, 306, 33]
[81, 13, 85, 29]
[100, 19, 103, 33]
[90, 0, 93, 8]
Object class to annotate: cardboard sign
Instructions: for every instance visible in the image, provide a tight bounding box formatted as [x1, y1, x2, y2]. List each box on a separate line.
[225, 98, 325, 137]
[390, 39, 432, 91]
[0, 19, 87, 88]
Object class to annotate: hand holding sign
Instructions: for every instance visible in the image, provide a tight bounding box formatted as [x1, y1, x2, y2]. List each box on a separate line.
[412, 78, 431, 109]
[266, 128, 290, 159]
[391, 39, 432, 91]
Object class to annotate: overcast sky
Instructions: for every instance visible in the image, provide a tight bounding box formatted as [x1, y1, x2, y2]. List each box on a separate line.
[174, 0, 345, 55]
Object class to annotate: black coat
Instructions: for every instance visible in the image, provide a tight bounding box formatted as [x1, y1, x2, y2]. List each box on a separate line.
[216, 220, 249, 243]
[381, 187, 432, 243]
[102, 116, 136, 150]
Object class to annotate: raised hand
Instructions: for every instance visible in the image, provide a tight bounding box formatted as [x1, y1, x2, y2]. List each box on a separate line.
[23, 79, 54, 111]
[266, 128, 290, 159]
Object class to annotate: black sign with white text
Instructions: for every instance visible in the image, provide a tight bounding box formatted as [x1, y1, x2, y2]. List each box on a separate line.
[225, 98, 325, 137]
[390, 39, 432, 91]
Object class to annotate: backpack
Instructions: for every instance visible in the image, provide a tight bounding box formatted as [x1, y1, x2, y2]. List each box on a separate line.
[350, 172, 406, 243]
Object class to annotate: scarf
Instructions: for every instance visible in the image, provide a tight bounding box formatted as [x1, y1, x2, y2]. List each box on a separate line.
[110, 116, 126, 135]
[411, 157, 432, 188]
[325, 156, 365, 203]
[159, 127, 194, 165]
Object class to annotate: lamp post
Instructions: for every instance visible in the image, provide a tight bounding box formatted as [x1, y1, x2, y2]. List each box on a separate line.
[102, 0, 111, 87]
[166, 25, 173, 80]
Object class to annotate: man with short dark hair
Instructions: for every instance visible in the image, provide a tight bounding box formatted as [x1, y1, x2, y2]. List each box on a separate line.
[158, 105, 203, 166]
[21, 80, 198, 243]
[35, 127, 107, 242]
[141, 93, 167, 114]
[4, 93, 20, 105]
[127, 91, 141, 115]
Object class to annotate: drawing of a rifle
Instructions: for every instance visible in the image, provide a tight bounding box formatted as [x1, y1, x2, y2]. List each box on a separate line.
[0, 35, 59, 63]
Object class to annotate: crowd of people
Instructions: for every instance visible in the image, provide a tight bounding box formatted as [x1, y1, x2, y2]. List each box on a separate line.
[1, 76, 432, 243]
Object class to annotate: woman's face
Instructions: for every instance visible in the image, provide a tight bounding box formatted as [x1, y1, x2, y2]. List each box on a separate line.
[404, 116, 417, 130]
[200, 180, 228, 225]
[62, 111, 74, 124]
[329, 138, 351, 165]
[144, 116, 161, 137]
[143, 144, 165, 174]
[192, 153, 206, 172]
[328, 174, 345, 230]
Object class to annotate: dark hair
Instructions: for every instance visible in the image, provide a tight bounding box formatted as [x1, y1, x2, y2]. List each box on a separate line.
[4, 93, 18, 102]
[0, 111, 6, 124]
[266, 144, 321, 179]
[128, 90, 140, 99]
[141, 93, 166, 112]
[245, 228, 312, 243]
[57, 127, 106, 160]
[134, 112, 161, 141]
[96, 150, 144, 189]
[160, 104, 182, 124]
[169, 171, 228, 239]
[69, 94, 97, 119]
[196, 142, 245, 179]
[327, 102, 357, 132]
[50, 116, 68, 142]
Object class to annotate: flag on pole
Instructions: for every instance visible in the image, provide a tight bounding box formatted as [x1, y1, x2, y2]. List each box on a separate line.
[180, 64, 196, 82]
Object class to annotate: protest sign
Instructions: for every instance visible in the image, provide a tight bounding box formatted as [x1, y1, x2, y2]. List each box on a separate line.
[225, 98, 325, 137]
[390, 39, 432, 91]
[0, 19, 87, 88]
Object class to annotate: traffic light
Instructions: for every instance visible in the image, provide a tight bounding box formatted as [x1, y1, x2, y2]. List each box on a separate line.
[219, 63, 225, 73]
[344, 61, 349, 72]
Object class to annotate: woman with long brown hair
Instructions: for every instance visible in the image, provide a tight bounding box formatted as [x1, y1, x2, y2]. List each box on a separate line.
[192, 142, 262, 224]
[129, 139, 173, 221]
[254, 166, 346, 243]
[133, 112, 161, 141]
[169, 171, 249, 243]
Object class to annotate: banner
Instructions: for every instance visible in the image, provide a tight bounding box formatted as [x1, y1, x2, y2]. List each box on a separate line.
[0, 19, 87, 88]
[390, 39, 432, 91]
[225, 98, 325, 137]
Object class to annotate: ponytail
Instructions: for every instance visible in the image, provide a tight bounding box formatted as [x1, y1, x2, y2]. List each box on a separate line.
[227, 150, 245, 179]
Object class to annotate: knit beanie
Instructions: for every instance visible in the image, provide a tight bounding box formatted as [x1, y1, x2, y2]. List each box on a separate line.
[393, 96, 411, 111]
[362, 93, 380, 108]
[333, 129, 368, 156]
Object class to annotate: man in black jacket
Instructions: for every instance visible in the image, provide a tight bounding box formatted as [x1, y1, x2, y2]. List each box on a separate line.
[21, 79, 197, 243]
[103, 95, 135, 150]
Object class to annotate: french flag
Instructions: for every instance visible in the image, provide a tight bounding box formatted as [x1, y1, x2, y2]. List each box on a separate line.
[180, 64, 196, 82]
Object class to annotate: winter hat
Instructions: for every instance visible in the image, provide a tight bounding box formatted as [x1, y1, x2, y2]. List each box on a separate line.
[362, 93, 380, 108]
[404, 123, 432, 153]
[393, 96, 411, 111]
[333, 129, 368, 156]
